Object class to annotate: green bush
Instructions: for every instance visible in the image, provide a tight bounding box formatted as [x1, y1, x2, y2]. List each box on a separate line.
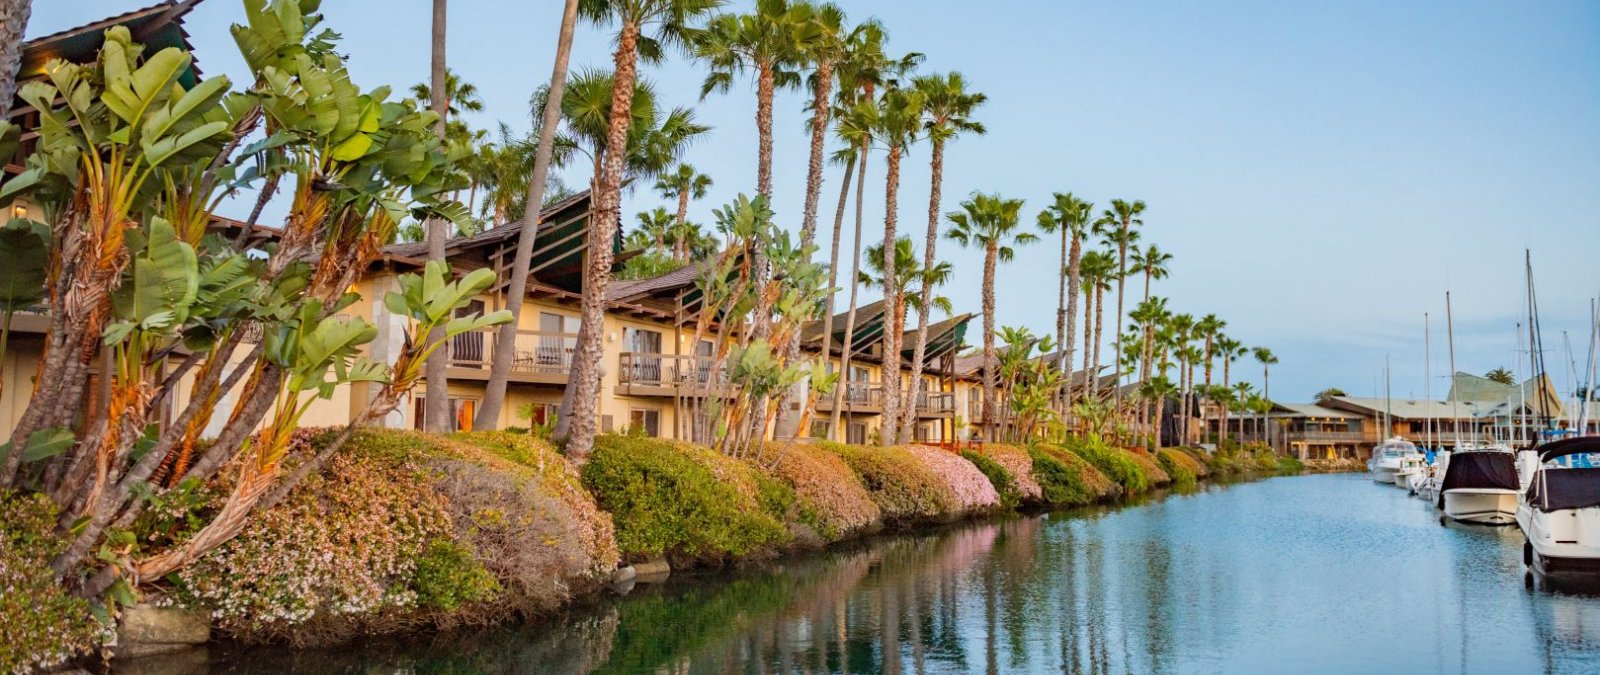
[819, 442, 960, 524]
[413, 540, 501, 611]
[581, 436, 791, 565]
[1028, 446, 1117, 506]
[0, 493, 103, 673]
[1155, 449, 1198, 486]
[1056, 437, 1152, 494]
[758, 442, 882, 543]
[962, 450, 1019, 509]
[1277, 455, 1306, 473]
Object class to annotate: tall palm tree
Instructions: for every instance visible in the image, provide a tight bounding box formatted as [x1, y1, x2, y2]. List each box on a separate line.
[0, 0, 31, 119]
[423, 0, 453, 432]
[946, 193, 1036, 441]
[796, 3, 846, 249]
[824, 24, 918, 441]
[1130, 243, 1171, 383]
[1216, 336, 1244, 445]
[693, 0, 820, 199]
[1194, 314, 1224, 437]
[558, 0, 722, 460]
[873, 87, 925, 445]
[632, 207, 675, 254]
[479, 0, 580, 431]
[1253, 346, 1278, 447]
[1165, 313, 1195, 442]
[653, 163, 712, 258]
[1094, 199, 1146, 404]
[410, 68, 486, 145]
[859, 239, 955, 398]
[900, 72, 985, 441]
[1078, 250, 1115, 398]
[1036, 192, 1093, 411]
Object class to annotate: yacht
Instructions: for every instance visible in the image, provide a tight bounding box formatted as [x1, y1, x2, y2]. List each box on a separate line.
[1394, 454, 1427, 488]
[1369, 438, 1420, 485]
[1437, 449, 1520, 525]
[1517, 437, 1600, 576]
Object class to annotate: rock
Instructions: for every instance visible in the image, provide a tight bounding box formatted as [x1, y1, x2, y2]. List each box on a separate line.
[610, 564, 637, 585]
[114, 603, 209, 659]
[632, 558, 671, 583]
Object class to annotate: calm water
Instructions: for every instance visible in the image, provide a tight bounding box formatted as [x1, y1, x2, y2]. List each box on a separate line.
[184, 473, 1600, 674]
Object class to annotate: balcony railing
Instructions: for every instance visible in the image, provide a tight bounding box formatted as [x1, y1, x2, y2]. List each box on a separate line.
[907, 390, 957, 416]
[1284, 429, 1366, 443]
[815, 380, 885, 411]
[618, 352, 728, 392]
[444, 328, 578, 377]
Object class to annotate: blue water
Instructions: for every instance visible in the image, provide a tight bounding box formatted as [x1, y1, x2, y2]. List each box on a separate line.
[194, 473, 1600, 674]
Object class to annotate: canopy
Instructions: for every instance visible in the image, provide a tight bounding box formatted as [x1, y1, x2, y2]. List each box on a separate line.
[1440, 452, 1519, 492]
[1527, 468, 1600, 513]
[1537, 437, 1600, 463]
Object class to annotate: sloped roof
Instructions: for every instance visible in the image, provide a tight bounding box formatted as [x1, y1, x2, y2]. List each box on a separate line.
[801, 299, 888, 347]
[1272, 402, 1364, 419]
[898, 314, 972, 364]
[1446, 371, 1516, 402]
[604, 261, 704, 303]
[21, 1, 204, 84]
[382, 190, 591, 259]
[1323, 396, 1484, 421]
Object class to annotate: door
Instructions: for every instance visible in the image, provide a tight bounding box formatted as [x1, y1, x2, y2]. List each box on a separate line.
[537, 312, 579, 371]
[625, 328, 663, 384]
[450, 300, 486, 366]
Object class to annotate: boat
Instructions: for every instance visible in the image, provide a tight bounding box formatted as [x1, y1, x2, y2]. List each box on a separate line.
[1517, 437, 1600, 576]
[1437, 449, 1520, 524]
[1369, 438, 1420, 484]
[1394, 454, 1426, 488]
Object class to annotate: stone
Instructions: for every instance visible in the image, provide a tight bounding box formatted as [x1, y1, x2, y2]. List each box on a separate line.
[114, 603, 209, 659]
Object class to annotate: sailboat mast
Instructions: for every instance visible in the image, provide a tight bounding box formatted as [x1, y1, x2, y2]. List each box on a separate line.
[1385, 354, 1393, 439]
[1526, 250, 1552, 436]
[1425, 313, 1433, 449]
[1446, 291, 1461, 450]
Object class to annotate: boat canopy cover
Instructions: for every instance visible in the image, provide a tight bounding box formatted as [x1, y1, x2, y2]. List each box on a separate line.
[1528, 468, 1600, 513]
[1537, 437, 1600, 463]
[1440, 452, 1520, 492]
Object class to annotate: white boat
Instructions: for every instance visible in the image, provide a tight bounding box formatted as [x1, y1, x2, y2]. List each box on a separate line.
[1517, 438, 1600, 576]
[1438, 449, 1521, 525]
[1394, 455, 1426, 488]
[1369, 438, 1420, 485]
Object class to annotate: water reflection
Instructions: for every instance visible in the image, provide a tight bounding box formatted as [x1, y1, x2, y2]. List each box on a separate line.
[192, 475, 1600, 674]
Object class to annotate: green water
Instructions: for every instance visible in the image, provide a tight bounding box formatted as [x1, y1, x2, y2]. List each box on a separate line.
[170, 474, 1600, 673]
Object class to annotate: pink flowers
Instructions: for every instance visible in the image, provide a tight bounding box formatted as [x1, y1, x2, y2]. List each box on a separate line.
[903, 445, 1000, 514]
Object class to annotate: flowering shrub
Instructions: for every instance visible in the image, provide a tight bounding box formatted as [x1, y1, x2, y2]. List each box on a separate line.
[0, 492, 104, 673]
[1030, 446, 1119, 506]
[759, 442, 882, 543]
[904, 445, 999, 514]
[1057, 438, 1157, 493]
[820, 442, 960, 524]
[961, 451, 1020, 508]
[973, 444, 1044, 503]
[174, 449, 459, 644]
[581, 436, 791, 566]
[1121, 448, 1172, 486]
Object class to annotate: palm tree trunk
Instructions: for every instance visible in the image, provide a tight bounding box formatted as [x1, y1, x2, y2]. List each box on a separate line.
[1221, 360, 1231, 446]
[1112, 220, 1129, 405]
[831, 139, 870, 442]
[1054, 227, 1067, 413]
[981, 244, 998, 442]
[878, 145, 903, 446]
[675, 187, 690, 260]
[1083, 284, 1093, 396]
[422, 0, 452, 432]
[0, 0, 31, 119]
[475, 0, 579, 431]
[819, 153, 855, 438]
[555, 19, 642, 461]
[1063, 237, 1081, 413]
[901, 137, 946, 442]
[1092, 285, 1105, 401]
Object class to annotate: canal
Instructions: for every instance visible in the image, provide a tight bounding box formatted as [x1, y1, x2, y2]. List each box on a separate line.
[196, 473, 1600, 674]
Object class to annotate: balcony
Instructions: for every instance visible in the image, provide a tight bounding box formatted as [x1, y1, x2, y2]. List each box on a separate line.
[442, 328, 577, 384]
[908, 390, 957, 417]
[1284, 429, 1367, 443]
[815, 380, 885, 414]
[616, 352, 729, 397]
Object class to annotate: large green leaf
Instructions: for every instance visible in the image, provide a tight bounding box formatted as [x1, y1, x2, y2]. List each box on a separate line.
[140, 75, 230, 143]
[102, 40, 191, 129]
[0, 219, 47, 314]
[0, 427, 75, 465]
[112, 218, 199, 332]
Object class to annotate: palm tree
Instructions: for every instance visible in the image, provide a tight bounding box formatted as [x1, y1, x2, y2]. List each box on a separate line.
[872, 86, 925, 445]
[653, 163, 712, 259]
[1194, 314, 1225, 437]
[477, 0, 580, 431]
[900, 72, 985, 441]
[1036, 192, 1093, 412]
[632, 207, 675, 254]
[410, 68, 486, 146]
[423, 0, 453, 432]
[859, 239, 955, 404]
[558, 0, 721, 460]
[0, 0, 31, 119]
[1078, 250, 1116, 398]
[1130, 243, 1172, 383]
[796, 3, 846, 249]
[1216, 336, 1244, 445]
[693, 0, 820, 199]
[1253, 346, 1278, 448]
[946, 193, 1036, 441]
[824, 24, 919, 441]
[1094, 199, 1146, 403]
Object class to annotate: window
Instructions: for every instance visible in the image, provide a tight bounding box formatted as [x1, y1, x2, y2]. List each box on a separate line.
[847, 422, 867, 445]
[809, 420, 831, 439]
[536, 312, 579, 370]
[629, 409, 661, 437]
[414, 397, 479, 432]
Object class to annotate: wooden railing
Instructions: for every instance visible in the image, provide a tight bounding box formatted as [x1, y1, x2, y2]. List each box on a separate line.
[1284, 429, 1366, 443]
[445, 328, 579, 375]
[618, 352, 728, 389]
[907, 390, 957, 415]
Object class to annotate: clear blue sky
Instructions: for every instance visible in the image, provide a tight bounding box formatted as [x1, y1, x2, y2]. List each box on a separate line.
[32, 0, 1600, 401]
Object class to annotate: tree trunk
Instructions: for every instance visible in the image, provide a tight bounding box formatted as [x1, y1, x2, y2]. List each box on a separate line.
[674, 187, 689, 260]
[981, 244, 998, 441]
[818, 153, 855, 426]
[1092, 285, 1105, 401]
[900, 137, 944, 442]
[557, 20, 642, 461]
[1221, 360, 1231, 446]
[1083, 283, 1093, 396]
[422, 0, 451, 432]
[1112, 220, 1128, 405]
[830, 140, 869, 442]
[1054, 225, 1067, 414]
[1063, 236, 1081, 414]
[474, 0, 578, 431]
[878, 145, 903, 446]
[0, 0, 32, 119]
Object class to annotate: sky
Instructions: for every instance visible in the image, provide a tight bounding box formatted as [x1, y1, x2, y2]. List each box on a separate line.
[30, 0, 1600, 402]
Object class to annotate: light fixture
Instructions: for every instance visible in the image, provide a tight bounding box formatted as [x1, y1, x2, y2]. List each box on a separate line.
[10, 204, 25, 219]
